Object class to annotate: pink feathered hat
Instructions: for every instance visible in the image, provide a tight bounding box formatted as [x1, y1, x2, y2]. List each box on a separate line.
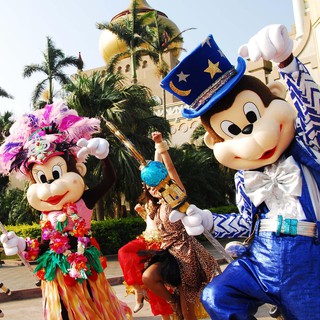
[0, 101, 100, 177]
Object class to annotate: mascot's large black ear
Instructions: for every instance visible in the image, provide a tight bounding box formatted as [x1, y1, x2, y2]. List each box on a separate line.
[267, 81, 287, 99]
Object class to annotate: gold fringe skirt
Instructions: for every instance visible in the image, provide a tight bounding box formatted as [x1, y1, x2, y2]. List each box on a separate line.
[41, 269, 132, 320]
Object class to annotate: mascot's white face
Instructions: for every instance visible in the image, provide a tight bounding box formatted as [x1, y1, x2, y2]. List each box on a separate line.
[27, 156, 87, 212]
[204, 86, 296, 170]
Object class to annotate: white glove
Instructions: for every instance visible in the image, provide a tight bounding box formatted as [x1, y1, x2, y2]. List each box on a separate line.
[77, 138, 110, 162]
[169, 204, 213, 236]
[238, 24, 293, 63]
[0, 231, 26, 256]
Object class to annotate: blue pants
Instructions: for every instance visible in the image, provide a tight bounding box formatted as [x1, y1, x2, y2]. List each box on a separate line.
[201, 232, 320, 320]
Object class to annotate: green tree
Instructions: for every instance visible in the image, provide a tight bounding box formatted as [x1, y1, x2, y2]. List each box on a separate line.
[0, 112, 38, 225]
[0, 111, 14, 195]
[140, 12, 194, 118]
[171, 125, 236, 208]
[172, 144, 235, 208]
[4, 187, 38, 225]
[23, 36, 81, 108]
[96, 0, 155, 84]
[64, 71, 170, 219]
[0, 111, 14, 144]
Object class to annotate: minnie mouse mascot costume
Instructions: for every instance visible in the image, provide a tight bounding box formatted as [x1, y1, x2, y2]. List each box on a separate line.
[0, 102, 132, 320]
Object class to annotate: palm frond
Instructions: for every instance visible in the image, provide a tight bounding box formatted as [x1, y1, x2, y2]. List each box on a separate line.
[54, 72, 71, 85]
[23, 36, 79, 107]
[107, 51, 130, 73]
[31, 80, 47, 106]
[0, 87, 13, 99]
[23, 64, 46, 78]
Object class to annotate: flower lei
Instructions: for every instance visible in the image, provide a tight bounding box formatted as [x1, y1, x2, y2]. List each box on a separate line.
[23, 237, 40, 261]
[37, 202, 92, 282]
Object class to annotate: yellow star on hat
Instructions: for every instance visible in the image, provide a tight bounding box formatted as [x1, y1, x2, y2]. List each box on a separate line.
[204, 59, 222, 79]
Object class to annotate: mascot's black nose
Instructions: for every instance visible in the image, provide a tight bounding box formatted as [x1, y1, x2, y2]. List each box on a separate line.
[242, 124, 253, 135]
[47, 179, 54, 184]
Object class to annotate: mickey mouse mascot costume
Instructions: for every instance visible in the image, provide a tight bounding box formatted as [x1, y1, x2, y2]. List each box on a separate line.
[161, 25, 320, 319]
[0, 102, 132, 319]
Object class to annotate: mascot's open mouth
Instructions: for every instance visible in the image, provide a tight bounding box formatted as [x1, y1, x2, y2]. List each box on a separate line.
[234, 146, 277, 160]
[42, 192, 69, 205]
[259, 147, 276, 160]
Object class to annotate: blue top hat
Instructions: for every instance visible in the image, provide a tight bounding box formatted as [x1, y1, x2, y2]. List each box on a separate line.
[160, 35, 246, 118]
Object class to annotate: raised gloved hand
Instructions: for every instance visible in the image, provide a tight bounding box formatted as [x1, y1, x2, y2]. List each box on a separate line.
[0, 231, 26, 256]
[77, 138, 110, 162]
[238, 24, 293, 63]
[169, 204, 213, 236]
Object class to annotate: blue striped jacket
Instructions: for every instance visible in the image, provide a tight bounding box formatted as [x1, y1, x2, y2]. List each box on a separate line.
[211, 58, 320, 238]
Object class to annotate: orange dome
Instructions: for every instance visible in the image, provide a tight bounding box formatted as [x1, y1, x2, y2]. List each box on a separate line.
[99, 0, 182, 64]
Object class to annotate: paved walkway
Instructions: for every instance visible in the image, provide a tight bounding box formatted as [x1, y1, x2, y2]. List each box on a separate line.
[0, 242, 275, 319]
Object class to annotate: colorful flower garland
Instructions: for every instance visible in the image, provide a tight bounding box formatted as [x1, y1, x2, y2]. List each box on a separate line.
[30, 202, 101, 283]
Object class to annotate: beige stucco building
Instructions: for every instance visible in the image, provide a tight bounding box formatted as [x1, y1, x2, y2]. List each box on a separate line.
[247, 0, 320, 93]
[91, 0, 320, 146]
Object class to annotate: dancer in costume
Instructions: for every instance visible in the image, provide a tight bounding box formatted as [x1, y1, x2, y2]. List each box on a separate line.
[160, 24, 320, 319]
[142, 132, 221, 320]
[118, 137, 174, 319]
[118, 202, 173, 319]
[0, 102, 132, 320]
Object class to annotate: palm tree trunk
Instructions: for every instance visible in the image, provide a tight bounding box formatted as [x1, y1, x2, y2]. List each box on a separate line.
[129, 202, 135, 215]
[162, 88, 167, 119]
[131, 51, 138, 84]
[95, 198, 105, 221]
[48, 77, 54, 104]
[115, 202, 121, 219]
[112, 191, 122, 219]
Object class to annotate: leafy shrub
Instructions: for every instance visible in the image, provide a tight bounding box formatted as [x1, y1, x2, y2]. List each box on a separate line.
[3, 217, 145, 256]
[2, 206, 239, 256]
[91, 217, 145, 255]
[0, 188, 38, 225]
[7, 224, 41, 239]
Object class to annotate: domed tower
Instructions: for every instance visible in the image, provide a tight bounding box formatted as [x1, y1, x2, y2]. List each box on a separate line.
[98, 0, 182, 106]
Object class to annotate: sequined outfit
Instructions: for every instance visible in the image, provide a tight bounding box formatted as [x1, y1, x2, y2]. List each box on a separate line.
[153, 203, 221, 304]
[201, 58, 320, 319]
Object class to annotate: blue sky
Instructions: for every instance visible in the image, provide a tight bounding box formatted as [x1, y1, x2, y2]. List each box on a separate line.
[0, 0, 294, 117]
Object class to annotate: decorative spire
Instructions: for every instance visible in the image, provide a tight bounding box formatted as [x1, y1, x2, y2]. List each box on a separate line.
[127, 0, 153, 10]
[77, 52, 84, 72]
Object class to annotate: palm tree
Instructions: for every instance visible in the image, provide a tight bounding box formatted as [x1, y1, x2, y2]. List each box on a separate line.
[64, 70, 170, 218]
[139, 12, 195, 118]
[96, 0, 155, 84]
[23, 36, 81, 108]
[172, 143, 235, 208]
[98, 4, 194, 119]
[169, 125, 236, 208]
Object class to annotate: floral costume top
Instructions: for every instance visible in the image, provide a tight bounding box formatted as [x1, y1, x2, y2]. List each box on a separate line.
[26, 199, 104, 283]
